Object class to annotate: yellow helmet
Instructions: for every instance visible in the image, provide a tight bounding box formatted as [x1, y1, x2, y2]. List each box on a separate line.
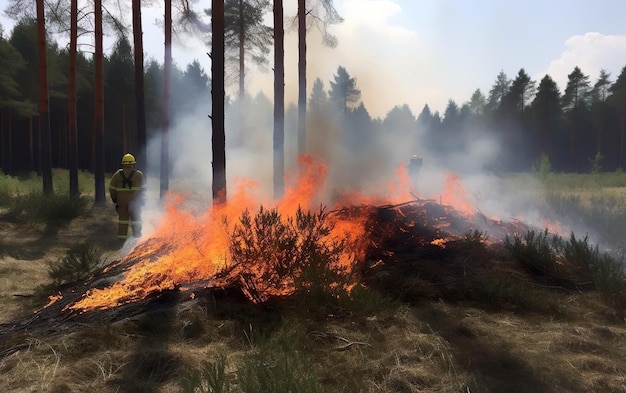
[122, 153, 136, 165]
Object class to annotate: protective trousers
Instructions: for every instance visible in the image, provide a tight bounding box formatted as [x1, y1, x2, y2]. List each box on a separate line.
[116, 201, 142, 239]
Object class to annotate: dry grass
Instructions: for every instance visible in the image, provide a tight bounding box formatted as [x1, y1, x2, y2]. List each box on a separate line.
[2, 200, 626, 392]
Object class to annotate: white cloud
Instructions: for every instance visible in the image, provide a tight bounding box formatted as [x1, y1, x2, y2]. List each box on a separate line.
[540, 32, 626, 90]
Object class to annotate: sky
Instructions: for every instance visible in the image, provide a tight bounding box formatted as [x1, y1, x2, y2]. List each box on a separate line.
[2, 0, 626, 118]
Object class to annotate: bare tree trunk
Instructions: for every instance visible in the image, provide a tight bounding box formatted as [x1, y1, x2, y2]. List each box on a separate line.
[0, 110, 3, 171]
[122, 98, 127, 153]
[37, 0, 53, 195]
[68, 0, 79, 198]
[273, 0, 284, 199]
[211, 0, 227, 205]
[0, 110, 4, 171]
[160, 0, 171, 199]
[94, 0, 106, 204]
[28, 116, 33, 170]
[238, 0, 244, 100]
[132, 0, 147, 171]
[237, 0, 245, 146]
[7, 113, 12, 171]
[297, 0, 306, 156]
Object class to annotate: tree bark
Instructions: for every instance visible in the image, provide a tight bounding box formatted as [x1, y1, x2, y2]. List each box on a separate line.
[94, 0, 106, 204]
[133, 0, 147, 173]
[36, 0, 53, 195]
[211, 0, 227, 205]
[160, 0, 172, 199]
[273, 0, 284, 199]
[297, 0, 306, 156]
[68, 0, 79, 198]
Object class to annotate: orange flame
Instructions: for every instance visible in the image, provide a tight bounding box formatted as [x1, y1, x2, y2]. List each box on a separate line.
[67, 155, 370, 312]
[65, 157, 517, 312]
[440, 173, 474, 216]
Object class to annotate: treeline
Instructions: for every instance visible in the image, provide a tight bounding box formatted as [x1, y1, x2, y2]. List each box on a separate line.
[2, 18, 626, 178]
[0, 19, 210, 175]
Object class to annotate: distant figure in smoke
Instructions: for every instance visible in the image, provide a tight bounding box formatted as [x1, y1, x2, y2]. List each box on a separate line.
[109, 153, 146, 240]
[407, 154, 423, 185]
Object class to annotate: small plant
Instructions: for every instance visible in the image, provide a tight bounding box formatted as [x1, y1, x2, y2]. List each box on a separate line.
[505, 229, 626, 306]
[48, 243, 103, 286]
[532, 152, 551, 181]
[236, 328, 327, 393]
[588, 151, 604, 174]
[180, 354, 230, 393]
[228, 205, 346, 304]
[3, 192, 88, 223]
[504, 229, 559, 277]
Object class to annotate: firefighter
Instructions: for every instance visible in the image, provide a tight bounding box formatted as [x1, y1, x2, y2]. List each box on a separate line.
[407, 154, 423, 178]
[109, 153, 146, 240]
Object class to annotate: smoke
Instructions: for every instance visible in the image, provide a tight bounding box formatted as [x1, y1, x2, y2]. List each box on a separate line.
[128, 74, 614, 258]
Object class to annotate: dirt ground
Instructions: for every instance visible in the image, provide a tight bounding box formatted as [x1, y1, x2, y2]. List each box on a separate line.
[0, 204, 127, 323]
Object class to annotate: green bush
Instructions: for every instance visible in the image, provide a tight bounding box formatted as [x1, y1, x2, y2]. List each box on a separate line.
[180, 329, 329, 393]
[504, 229, 559, 277]
[228, 205, 346, 304]
[2, 192, 88, 223]
[48, 243, 103, 286]
[505, 229, 626, 305]
[180, 354, 230, 393]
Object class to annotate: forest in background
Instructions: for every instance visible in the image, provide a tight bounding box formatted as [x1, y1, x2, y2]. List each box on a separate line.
[1, 14, 626, 182]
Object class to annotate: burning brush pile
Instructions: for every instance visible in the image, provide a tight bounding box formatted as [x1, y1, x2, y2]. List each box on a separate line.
[2, 158, 596, 340]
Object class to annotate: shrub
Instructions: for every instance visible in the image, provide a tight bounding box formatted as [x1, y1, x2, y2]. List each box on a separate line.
[180, 354, 230, 393]
[48, 243, 103, 286]
[505, 229, 626, 305]
[228, 205, 346, 304]
[504, 229, 559, 277]
[2, 192, 88, 223]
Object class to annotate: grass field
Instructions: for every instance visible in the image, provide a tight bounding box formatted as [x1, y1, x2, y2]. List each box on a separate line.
[1, 169, 626, 393]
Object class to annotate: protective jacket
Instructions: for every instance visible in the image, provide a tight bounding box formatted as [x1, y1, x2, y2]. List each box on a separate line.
[109, 167, 146, 239]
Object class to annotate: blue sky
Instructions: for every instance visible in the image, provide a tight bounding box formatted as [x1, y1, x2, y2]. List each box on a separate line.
[2, 0, 626, 118]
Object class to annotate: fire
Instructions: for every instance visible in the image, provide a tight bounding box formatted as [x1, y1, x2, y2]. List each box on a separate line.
[440, 173, 474, 216]
[67, 156, 370, 312]
[431, 238, 447, 248]
[64, 157, 501, 312]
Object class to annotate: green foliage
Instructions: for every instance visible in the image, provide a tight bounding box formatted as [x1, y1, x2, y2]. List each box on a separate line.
[505, 229, 558, 277]
[180, 329, 328, 393]
[588, 151, 604, 174]
[181, 354, 230, 393]
[337, 283, 394, 315]
[228, 205, 346, 304]
[532, 152, 551, 180]
[0, 170, 21, 205]
[48, 243, 103, 286]
[505, 229, 626, 305]
[2, 192, 88, 223]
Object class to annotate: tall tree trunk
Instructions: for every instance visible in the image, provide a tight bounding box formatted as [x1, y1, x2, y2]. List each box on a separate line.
[238, 0, 245, 100]
[121, 98, 127, 153]
[27, 116, 33, 170]
[0, 110, 4, 171]
[68, 0, 79, 198]
[132, 0, 147, 172]
[0, 110, 3, 171]
[94, 0, 105, 204]
[273, 0, 284, 199]
[211, 0, 227, 205]
[36, 0, 53, 195]
[237, 0, 245, 146]
[7, 113, 12, 172]
[297, 0, 306, 156]
[160, 0, 171, 199]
